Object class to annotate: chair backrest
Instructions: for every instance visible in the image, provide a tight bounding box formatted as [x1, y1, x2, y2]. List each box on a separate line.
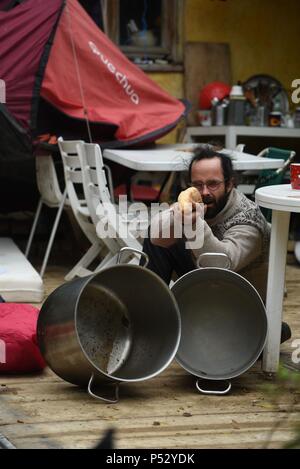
[78, 142, 121, 254]
[78, 142, 143, 252]
[35, 154, 64, 207]
[255, 147, 296, 222]
[256, 147, 296, 188]
[77, 142, 112, 224]
[58, 137, 98, 245]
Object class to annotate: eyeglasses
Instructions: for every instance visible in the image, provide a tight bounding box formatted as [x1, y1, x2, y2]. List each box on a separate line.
[189, 180, 226, 192]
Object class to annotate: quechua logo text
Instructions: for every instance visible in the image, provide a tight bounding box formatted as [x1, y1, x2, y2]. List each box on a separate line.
[89, 42, 140, 105]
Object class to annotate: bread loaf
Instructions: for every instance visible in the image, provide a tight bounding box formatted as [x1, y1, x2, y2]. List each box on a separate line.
[178, 187, 202, 212]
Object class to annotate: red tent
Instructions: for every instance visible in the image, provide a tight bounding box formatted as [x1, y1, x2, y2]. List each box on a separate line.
[0, 0, 187, 156]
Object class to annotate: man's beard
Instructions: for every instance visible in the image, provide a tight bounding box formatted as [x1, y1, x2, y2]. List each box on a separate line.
[203, 191, 230, 219]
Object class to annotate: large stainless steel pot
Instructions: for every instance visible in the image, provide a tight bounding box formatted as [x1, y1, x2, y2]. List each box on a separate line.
[171, 253, 268, 394]
[37, 248, 181, 403]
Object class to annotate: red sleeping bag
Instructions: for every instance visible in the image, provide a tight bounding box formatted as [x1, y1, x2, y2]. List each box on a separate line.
[0, 304, 46, 373]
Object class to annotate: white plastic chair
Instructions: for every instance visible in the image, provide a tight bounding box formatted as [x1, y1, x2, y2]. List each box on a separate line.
[77, 142, 120, 266]
[77, 142, 149, 266]
[58, 138, 108, 281]
[25, 152, 71, 277]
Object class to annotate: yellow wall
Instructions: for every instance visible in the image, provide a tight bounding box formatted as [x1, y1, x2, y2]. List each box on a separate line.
[149, 73, 183, 99]
[148, 73, 184, 143]
[150, 0, 300, 142]
[185, 0, 300, 90]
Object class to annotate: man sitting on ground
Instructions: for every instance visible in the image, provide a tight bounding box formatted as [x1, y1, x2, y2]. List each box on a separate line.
[142, 146, 291, 343]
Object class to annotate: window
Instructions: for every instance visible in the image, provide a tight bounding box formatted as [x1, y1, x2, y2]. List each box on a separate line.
[79, 0, 104, 29]
[105, 0, 183, 69]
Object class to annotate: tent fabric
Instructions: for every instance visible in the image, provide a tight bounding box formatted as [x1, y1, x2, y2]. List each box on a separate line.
[0, 0, 21, 11]
[0, 0, 186, 152]
[41, 0, 186, 146]
[0, 104, 32, 162]
[0, 0, 64, 132]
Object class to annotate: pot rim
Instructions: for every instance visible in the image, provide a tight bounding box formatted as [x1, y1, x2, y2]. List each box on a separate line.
[171, 266, 268, 380]
[74, 263, 181, 383]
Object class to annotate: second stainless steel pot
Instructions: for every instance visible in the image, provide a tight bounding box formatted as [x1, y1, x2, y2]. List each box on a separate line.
[171, 253, 268, 394]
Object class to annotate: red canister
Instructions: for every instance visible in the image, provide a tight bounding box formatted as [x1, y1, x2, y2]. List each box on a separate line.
[290, 163, 300, 190]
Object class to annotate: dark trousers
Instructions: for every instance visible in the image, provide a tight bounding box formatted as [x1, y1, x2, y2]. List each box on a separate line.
[141, 237, 196, 285]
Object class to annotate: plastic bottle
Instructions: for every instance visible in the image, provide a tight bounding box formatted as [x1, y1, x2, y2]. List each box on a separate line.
[227, 83, 246, 125]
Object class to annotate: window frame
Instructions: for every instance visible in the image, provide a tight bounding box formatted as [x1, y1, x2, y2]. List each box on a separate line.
[105, 0, 184, 67]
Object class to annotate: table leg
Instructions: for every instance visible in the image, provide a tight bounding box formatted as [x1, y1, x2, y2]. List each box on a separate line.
[262, 210, 290, 373]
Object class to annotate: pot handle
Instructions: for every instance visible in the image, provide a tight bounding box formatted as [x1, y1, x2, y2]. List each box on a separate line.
[196, 379, 231, 395]
[197, 253, 231, 270]
[88, 374, 119, 404]
[117, 247, 149, 267]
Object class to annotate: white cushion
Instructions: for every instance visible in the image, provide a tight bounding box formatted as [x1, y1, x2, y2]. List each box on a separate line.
[0, 238, 44, 302]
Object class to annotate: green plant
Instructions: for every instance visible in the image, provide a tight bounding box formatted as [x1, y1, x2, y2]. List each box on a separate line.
[261, 364, 300, 449]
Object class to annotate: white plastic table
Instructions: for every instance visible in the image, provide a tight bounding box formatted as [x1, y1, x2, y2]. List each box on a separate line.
[255, 184, 300, 373]
[103, 144, 284, 172]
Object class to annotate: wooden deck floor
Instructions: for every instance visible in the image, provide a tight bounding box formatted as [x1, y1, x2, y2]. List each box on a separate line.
[1, 256, 300, 449]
